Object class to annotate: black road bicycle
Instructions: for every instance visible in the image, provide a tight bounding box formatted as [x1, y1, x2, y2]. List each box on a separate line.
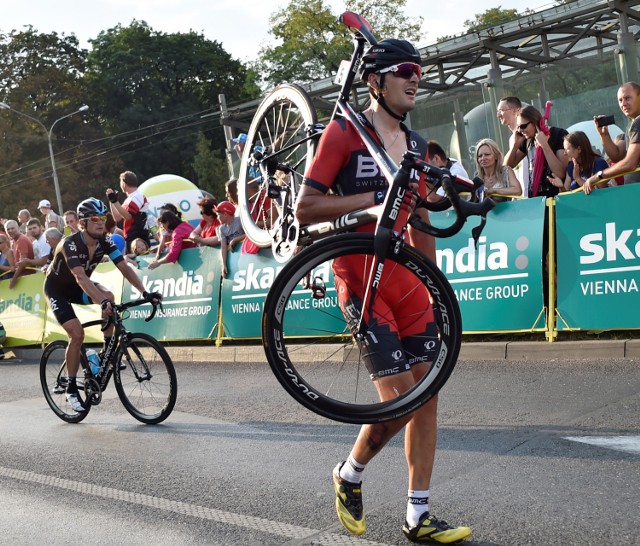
[40, 299, 177, 424]
[245, 12, 495, 425]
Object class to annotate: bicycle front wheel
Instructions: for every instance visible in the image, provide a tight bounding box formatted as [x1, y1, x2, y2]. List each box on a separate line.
[237, 83, 317, 250]
[262, 233, 462, 424]
[40, 340, 91, 423]
[114, 333, 177, 424]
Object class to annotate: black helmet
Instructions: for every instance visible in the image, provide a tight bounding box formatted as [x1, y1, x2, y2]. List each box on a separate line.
[360, 38, 421, 80]
[77, 197, 108, 219]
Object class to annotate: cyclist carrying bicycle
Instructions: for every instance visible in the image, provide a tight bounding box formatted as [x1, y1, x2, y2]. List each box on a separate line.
[44, 197, 161, 412]
[296, 39, 472, 543]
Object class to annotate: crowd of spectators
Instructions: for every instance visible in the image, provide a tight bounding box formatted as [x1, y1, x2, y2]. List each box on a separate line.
[4, 82, 640, 287]
[492, 82, 640, 200]
[0, 170, 248, 288]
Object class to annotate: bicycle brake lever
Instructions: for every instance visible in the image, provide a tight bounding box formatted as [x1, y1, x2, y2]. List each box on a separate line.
[145, 301, 162, 322]
[100, 315, 113, 332]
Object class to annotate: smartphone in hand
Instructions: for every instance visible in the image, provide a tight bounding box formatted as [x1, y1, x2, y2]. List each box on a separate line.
[596, 115, 615, 127]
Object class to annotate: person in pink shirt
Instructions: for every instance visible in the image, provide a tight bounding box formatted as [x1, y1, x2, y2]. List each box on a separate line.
[147, 211, 196, 269]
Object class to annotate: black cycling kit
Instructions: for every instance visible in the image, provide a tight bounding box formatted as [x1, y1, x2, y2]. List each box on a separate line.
[44, 231, 124, 325]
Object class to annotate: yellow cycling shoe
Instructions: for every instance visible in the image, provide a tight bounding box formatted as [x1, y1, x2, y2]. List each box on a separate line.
[332, 462, 366, 535]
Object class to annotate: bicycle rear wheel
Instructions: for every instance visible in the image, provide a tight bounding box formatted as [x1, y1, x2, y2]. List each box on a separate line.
[237, 83, 317, 257]
[262, 233, 462, 424]
[114, 333, 177, 424]
[40, 340, 91, 423]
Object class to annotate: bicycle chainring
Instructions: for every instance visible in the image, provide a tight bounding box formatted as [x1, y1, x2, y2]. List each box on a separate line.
[84, 377, 102, 405]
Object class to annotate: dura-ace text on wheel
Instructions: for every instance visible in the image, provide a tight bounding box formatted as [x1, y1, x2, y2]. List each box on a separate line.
[40, 340, 91, 424]
[114, 333, 177, 424]
[237, 83, 317, 261]
[262, 233, 462, 424]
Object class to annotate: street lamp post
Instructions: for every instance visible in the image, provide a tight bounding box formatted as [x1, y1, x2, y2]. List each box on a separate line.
[0, 102, 89, 214]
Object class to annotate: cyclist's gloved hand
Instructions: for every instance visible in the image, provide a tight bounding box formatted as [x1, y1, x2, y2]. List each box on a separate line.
[143, 291, 162, 303]
[100, 299, 114, 316]
[401, 183, 418, 212]
[107, 190, 119, 203]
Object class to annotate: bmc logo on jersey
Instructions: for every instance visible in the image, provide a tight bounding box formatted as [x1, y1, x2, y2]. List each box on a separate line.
[355, 156, 380, 178]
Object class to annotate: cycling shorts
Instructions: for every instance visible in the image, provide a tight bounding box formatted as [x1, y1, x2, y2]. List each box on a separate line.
[44, 278, 98, 325]
[333, 254, 437, 380]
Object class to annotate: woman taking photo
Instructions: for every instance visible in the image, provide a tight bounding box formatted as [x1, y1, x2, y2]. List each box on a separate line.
[474, 138, 522, 201]
[505, 104, 568, 197]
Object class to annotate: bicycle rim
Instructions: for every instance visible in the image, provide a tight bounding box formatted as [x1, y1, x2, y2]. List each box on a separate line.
[114, 333, 177, 424]
[40, 340, 91, 423]
[238, 83, 317, 250]
[262, 233, 462, 424]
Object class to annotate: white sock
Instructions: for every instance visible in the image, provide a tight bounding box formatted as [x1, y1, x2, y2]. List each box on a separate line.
[340, 454, 366, 483]
[406, 489, 430, 527]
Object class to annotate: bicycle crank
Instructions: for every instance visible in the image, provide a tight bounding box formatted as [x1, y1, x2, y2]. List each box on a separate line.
[84, 377, 102, 405]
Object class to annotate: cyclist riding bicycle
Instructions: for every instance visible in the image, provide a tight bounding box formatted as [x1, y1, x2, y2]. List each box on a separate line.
[296, 38, 472, 543]
[44, 197, 161, 412]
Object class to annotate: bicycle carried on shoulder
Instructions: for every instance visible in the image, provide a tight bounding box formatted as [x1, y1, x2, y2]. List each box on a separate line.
[40, 299, 177, 424]
[252, 12, 494, 425]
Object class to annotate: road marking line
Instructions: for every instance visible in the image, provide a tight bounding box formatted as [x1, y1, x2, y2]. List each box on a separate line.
[0, 465, 390, 545]
[563, 435, 640, 455]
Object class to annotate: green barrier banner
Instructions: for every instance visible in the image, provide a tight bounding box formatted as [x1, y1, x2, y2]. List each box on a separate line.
[0, 272, 48, 347]
[431, 198, 547, 332]
[221, 248, 345, 339]
[555, 184, 640, 330]
[121, 247, 221, 341]
[221, 249, 283, 339]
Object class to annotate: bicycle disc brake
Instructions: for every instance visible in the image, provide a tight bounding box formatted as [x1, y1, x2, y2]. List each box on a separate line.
[84, 377, 102, 405]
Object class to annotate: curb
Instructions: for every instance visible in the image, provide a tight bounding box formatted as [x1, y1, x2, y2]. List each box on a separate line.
[5, 339, 639, 363]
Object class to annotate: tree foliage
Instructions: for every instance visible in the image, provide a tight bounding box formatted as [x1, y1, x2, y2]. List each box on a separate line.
[260, 0, 347, 86]
[0, 22, 260, 217]
[192, 132, 229, 199]
[86, 21, 258, 182]
[0, 28, 103, 216]
[259, 0, 424, 87]
[463, 7, 520, 32]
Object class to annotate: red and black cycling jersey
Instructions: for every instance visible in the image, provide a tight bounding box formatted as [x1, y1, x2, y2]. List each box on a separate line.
[45, 230, 124, 290]
[302, 113, 436, 378]
[302, 112, 429, 211]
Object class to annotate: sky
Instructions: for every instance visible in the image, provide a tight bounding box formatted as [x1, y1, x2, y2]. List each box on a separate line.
[1, 0, 549, 62]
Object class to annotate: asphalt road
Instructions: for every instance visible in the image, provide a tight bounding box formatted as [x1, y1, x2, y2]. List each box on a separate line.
[1, 352, 639, 545]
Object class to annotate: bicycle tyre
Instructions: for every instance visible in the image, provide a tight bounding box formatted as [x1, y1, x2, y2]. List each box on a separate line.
[114, 333, 177, 424]
[40, 340, 91, 423]
[237, 83, 317, 249]
[262, 233, 462, 424]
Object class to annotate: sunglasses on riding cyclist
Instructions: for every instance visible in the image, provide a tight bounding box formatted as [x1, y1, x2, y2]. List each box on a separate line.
[379, 62, 422, 80]
[86, 215, 107, 223]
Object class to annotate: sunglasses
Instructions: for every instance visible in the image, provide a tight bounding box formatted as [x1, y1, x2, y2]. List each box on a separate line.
[518, 121, 532, 131]
[379, 62, 422, 80]
[87, 215, 107, 223]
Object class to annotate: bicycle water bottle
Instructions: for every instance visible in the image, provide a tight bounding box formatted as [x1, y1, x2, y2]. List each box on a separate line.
[86, 349, 101, 376]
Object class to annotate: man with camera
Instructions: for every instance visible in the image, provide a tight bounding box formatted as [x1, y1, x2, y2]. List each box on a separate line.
[585, 82, 640, 193]
[106, 171, 151, 251]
